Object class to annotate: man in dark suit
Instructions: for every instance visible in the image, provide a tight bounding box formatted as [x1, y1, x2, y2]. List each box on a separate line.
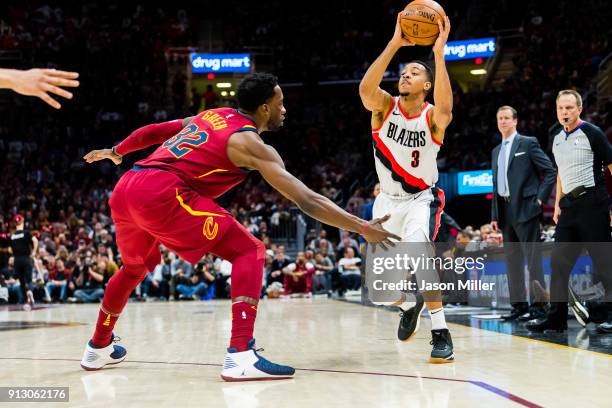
[491, 106, 556, 321]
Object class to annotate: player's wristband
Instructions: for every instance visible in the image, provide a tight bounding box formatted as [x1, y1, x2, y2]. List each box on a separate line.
[111, 146, 122, 158]
[359, 221, 369, 236]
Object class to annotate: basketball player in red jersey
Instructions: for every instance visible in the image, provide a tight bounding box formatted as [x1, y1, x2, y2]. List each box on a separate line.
[80, 73, 400, 381]
[359, 14, 455, 363]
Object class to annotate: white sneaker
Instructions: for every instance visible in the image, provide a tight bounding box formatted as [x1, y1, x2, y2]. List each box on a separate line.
[80, 335, 127, 371]
[568, 287, 590, 327]
[221, 339, 294, 382]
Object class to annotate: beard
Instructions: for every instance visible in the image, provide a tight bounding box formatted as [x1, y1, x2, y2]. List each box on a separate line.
[267, 118, 283, 132]
[399, 91, 410, 97]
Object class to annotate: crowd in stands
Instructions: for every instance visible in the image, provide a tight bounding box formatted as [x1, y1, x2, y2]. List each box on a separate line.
[1, 1, 610, 304]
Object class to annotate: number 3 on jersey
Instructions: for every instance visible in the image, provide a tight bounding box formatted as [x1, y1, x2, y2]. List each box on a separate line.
[163, 123, 209, 158]
[411, 150, 420, 167]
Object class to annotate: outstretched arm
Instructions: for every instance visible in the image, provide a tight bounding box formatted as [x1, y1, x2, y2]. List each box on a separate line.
[0, 68, 79, 109]
[359, 13, 414, 121]
[228, 132, 401, 245]
[83, 117, 194, 164]
[429, 16, 453, 143]
[114, 118, 194, 156]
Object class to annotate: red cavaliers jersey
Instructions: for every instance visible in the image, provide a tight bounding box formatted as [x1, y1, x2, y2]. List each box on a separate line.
[136, 108, 256, 199]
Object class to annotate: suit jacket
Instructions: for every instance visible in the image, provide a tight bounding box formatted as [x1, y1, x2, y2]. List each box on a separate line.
[491, 134, 556, 225]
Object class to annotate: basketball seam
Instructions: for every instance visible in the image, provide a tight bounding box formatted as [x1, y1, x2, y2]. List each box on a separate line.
[401, 19, 439, 27]
[398, 31, 440, 38]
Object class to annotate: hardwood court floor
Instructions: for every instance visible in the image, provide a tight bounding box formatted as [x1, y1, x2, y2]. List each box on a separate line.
[0, 298, 610, 407]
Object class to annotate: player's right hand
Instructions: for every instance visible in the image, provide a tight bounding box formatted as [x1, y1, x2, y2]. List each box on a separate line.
[553, 204, 561, 224]
[9, 68, 79, 109]
[390, 12, 416, 48]
[83, 148, 123, 165]
[362, 214, 401, 248]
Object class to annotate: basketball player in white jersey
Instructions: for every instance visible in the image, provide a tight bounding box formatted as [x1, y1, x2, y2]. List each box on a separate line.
[359, 13, 454, 363]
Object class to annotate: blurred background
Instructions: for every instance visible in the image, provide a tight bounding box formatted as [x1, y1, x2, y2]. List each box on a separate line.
[0, 0, 610, 304]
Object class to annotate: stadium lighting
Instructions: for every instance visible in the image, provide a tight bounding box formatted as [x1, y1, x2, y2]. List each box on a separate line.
[221, 91, 228, 96]
[470, 69, 487, 75]
[216, 82, 232, 88]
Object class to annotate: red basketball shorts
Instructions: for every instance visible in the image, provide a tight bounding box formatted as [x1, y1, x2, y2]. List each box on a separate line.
[109, 167, 264, 271]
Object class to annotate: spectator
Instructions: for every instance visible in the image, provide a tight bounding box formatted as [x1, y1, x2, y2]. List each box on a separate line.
[45, 258, 70, 302]
[72, 258, 105, 303]
[312, 251, 333, 294]
[361, 183, 380, 221]
[313, 238, 335, 263]
[213, 258, 232, 299]
[176, 262, 215, 300]
[282, 252, 314, 297]
[335, 232, 360, 261]
[143, 252, 172, 300]
[337, 247, 362, 295]
[1, 257, 22, 303]
[308, 229, 334, 253]
[170, 257, 194, 299]
[171, 257, 194, 277]
[267, 246, 291, 289]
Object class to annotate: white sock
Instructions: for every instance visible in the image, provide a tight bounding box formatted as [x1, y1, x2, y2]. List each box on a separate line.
[429, 307, 447, 330]
[398, 301, 416, 311]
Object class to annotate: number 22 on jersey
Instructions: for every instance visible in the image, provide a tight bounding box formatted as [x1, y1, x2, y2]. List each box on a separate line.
[162, 123, 209, 158]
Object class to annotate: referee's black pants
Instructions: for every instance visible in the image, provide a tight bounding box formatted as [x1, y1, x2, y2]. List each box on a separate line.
[549, 189, 612, 322]
[14, 256, 33, 304]
[499, 200, 545, 309]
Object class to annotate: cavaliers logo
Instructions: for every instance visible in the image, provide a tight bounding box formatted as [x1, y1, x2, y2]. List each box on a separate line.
[203, 216, 219, 240]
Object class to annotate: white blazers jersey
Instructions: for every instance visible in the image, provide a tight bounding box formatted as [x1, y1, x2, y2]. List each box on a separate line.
[372, 97, 441, 196]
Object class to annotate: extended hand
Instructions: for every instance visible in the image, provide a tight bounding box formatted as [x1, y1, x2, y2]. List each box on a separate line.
[9, 68, 79, 109]
[432, 16, 451, 56]
[362, 214, 401, 248]
[83, 148, 123, 165]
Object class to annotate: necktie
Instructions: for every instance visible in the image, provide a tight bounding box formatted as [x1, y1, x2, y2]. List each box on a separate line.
[497, 140, 510, 196]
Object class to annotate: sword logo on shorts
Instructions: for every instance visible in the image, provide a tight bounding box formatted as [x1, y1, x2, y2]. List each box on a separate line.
[203, 216, 219, 240]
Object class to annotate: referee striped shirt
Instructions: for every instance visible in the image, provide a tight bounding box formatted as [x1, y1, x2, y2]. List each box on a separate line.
[552, 121, 612, 194]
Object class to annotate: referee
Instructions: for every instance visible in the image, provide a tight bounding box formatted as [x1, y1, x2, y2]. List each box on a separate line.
[9, 214, 38, 306]
[528, 90, 612, 333]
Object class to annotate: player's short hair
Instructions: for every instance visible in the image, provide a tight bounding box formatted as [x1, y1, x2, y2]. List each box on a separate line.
[236, 73, 279, 112]
[556, 89, 583, 107]
[497, 105, 517, 119]
[411, 60, 434, 83]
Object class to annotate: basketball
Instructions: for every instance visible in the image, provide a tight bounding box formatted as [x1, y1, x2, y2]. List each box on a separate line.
[400, 0, 446, 46]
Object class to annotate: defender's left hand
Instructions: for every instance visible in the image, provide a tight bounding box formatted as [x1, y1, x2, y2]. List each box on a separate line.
[83, 148, 122, 165]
